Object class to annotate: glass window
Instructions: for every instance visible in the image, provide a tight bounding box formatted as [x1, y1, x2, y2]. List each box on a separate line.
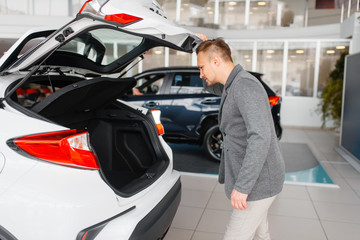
[256, 42, 284, 94]
[219, 1, 245, 30]
[249, 0, 277, 29]
[142, 47, 165, 71]
[280, 0, 305, 27]
[229, 41, 254, 71]
[317, 41, 349, 97]
[58, 28, 143, 65]
[134, 74, 165, 95]
[170, 73, 207, 94]
[0, 0, 29, 15]
[169, 49, 192, 66]
[286, 42, 316, 97]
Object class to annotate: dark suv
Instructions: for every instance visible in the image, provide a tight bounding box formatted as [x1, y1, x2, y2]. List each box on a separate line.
[121, 66, 282, 161]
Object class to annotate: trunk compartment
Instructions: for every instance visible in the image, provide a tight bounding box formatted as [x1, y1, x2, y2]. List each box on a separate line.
[10, 75, 169, 197]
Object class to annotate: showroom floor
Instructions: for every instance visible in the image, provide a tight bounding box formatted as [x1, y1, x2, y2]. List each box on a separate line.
[164, 127, 360, 240]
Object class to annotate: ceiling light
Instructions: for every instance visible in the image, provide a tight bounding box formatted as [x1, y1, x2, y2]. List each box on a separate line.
[267, 49, 275, 54]
[229, 1, 237, 6]
[257, 1, 267, 6]
[154, 50, 162, 55]
[208, 11, 213, 14]
[290, 55, 296, 58]
[336, 46, 346, 49]
[246, 59, 251, 62]
[296, 49, 304, 54]
[326, 50, 335, 54]
[244, 55, 249, 58]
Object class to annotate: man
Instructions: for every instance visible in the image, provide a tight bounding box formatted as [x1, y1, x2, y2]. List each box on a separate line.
[196, 37, 285, 240]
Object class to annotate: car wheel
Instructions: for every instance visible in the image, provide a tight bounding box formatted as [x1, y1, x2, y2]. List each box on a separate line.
[203, 125, 222, 162]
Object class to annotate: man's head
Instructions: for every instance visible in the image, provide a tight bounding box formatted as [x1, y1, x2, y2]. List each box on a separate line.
[196, 38, 234, 86]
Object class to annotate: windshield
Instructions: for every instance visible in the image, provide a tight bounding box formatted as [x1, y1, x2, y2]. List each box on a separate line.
[57, 28, 144, 66]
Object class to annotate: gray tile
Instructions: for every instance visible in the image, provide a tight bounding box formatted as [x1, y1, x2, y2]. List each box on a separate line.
[196, 209, 231, 234]
[345, 176, 360, 190]
[180, 174, 218, 192]
[279, 184, 310, 201]
[332, 163, 360, 178]
[206, 191, 232, 211]
[307, 186, 360, 204]
[269, 198, 318, 219]
[321, 221, 360, 240]
[192, 231, 224, 240]
[164, 228, 193, 240]
[268, 215, 327, 240]
[171, 206, 204, 230]
[180, 189, 212, 208]
[313, 201, 360, 223]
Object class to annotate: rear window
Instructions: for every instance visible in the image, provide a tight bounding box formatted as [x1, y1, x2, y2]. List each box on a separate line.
[57, 28, 143, 65]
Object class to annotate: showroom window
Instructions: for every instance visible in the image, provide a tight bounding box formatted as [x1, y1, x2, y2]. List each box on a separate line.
[229, 41, 254, 72]
[142, 47, 166, 71]
[169, 49, 192, 66]
[286, 41, 316, 97]
[248, 0, 277, 29]
[317, 41, 349, 97]
[256, 41, 284, 95]
[219, 1, 246, 30]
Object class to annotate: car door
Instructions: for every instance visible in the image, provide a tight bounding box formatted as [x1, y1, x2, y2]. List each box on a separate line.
[159, 71, 220, 140]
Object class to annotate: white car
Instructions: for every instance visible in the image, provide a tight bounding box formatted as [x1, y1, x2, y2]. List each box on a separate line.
[0, 0, 200, 239]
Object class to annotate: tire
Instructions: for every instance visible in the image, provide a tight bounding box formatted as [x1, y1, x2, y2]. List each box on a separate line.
[203, 125, 222, 162]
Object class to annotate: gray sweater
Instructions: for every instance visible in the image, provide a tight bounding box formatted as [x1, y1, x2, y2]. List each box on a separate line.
[205, 64, 285, 201]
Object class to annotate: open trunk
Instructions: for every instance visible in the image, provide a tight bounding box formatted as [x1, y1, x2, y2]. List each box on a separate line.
[10, 75, 169, 197]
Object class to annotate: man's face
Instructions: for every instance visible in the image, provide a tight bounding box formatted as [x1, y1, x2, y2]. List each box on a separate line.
[197, 51, 218, 86]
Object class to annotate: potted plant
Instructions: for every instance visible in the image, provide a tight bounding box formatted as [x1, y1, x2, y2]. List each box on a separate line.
[319, 51, 348, 129]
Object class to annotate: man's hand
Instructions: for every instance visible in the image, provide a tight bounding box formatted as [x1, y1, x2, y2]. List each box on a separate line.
[230, 189, 248, 210]
[195, 33, 208, 41]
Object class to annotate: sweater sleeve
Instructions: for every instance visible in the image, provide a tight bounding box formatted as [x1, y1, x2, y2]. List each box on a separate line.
[233, 78, 272, 195]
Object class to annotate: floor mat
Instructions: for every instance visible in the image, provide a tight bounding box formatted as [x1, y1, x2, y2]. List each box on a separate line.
[171, 142, 335, 186]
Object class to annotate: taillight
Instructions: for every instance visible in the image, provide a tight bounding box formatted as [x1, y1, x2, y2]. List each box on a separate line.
[79, 0, 142, 26]
[151, 110, 165, 135]
[9, 130, 99, 170]
[268, 96, 280, 106]
[104, 14, 143, 25]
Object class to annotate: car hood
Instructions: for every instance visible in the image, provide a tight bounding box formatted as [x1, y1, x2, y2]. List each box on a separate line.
[2, 0, 201, 75]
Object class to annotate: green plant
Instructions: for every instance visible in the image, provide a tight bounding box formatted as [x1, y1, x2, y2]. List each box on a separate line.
[319, 51, 348, 128]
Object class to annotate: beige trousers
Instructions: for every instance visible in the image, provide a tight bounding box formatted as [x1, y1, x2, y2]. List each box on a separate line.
[223, 195, 277, 240]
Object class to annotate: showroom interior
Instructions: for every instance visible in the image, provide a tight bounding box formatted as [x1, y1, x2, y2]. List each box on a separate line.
[0, 0, 360, 239]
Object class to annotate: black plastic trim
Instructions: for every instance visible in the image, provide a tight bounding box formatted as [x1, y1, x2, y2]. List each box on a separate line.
[0, 225, 18, 240]
[129, 178, 181, 240]
[76, 206, 136, 240]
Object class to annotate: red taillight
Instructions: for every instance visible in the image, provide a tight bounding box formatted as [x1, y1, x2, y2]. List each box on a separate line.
[268, 96, 280, 106]
[156, 123, 165, 135]
[12, 130, 99, 170]
[104, 14, 142, 25]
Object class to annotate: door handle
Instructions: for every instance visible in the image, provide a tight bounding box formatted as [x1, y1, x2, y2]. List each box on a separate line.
[144, 101, 159, 108]
[201, 99, 217, 104]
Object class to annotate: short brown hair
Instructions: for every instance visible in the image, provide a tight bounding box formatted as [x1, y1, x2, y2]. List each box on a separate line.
[196, 38, 233, 63]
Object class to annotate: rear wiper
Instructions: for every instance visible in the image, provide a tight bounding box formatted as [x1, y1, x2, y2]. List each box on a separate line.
[0, 47, 59, 109]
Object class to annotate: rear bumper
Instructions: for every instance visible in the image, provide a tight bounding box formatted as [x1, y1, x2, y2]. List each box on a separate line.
[129, 178, 181, 240]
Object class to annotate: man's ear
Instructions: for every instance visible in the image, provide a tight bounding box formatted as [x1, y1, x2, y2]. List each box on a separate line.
[211, 56, 221, 66]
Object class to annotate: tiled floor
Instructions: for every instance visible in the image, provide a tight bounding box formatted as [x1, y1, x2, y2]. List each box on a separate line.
[164, 127, 360, 240]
